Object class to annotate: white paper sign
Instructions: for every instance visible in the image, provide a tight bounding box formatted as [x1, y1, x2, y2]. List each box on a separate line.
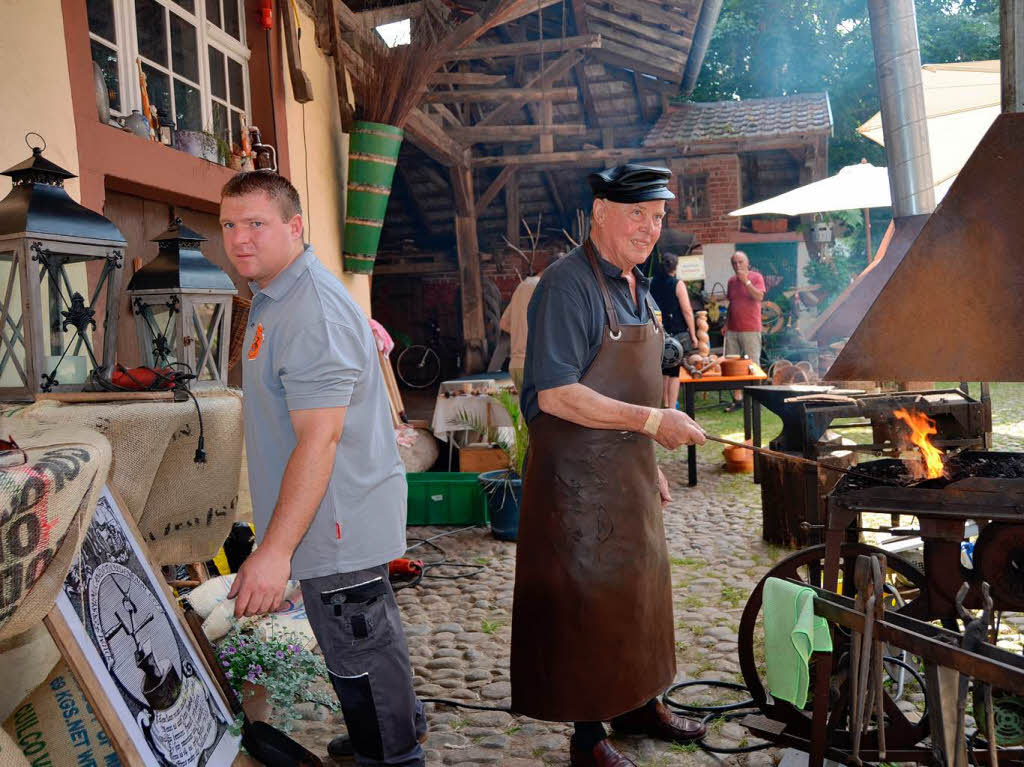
[676, 254, 706, 281]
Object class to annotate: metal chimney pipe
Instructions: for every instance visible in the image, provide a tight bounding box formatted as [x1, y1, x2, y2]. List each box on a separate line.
[681, 0, 724, 98]
[866, 0, 935, 217]
[1003, 0, 1024, 113]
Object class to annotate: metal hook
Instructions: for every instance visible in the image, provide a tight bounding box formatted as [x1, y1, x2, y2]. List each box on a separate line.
[24, 132, 46, 153]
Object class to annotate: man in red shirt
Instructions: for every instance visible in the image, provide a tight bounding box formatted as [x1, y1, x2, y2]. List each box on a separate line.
[724, 250, 765, 411]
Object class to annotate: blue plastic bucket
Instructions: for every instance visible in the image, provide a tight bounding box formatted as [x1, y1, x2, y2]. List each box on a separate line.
[478, 470, 522, 542]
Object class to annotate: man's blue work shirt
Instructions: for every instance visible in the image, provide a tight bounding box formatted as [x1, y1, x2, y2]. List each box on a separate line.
[242, 246, 406, 579]
[520, 243, 652, 424]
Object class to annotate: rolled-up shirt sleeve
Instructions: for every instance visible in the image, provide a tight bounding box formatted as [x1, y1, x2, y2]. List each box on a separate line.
[278, 320, 364, 410]
[528, 285, 592, 391]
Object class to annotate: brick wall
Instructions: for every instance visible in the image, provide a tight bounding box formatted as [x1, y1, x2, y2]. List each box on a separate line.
[668, 154, 741, 246]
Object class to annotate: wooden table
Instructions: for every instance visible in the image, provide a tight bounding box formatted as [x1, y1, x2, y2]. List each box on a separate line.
[678, 365, 768, 486]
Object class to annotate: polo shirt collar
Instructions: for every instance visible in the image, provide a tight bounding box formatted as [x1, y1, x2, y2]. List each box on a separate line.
[249, 245, 316, 301]
[589, 240, 651, 287]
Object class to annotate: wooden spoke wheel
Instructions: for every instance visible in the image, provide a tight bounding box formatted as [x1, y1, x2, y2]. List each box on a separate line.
[737, 543, 932, 752]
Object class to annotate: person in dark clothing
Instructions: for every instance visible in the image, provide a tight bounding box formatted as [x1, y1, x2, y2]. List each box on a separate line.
[649, 252, 697, 408]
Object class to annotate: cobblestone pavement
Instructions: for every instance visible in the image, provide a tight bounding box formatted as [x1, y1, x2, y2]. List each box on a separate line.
[281, 384, 1024, 765]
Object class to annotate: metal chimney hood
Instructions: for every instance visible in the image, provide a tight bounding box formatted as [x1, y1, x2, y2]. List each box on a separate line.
[825, 112, 1024, 382]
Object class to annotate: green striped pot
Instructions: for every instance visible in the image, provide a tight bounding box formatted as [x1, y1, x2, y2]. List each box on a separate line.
[344, 121, 404, 274]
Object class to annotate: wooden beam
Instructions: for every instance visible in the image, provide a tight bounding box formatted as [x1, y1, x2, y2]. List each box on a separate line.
[280, 0, 314, 102]
[570, 0, 601, 129]
[451, 123, 588, 142]
[506, 170, 520, 247]
[404, 108, 469, 166]
[541, 170, 566, 221]
[588, 21, 688, 64]
[477, 50, 585, 125]
[327, 1, 355, 129]
[430, 102, 464, 127]
[429, 72, 507, 85]
[472, 146, 653, 167]
[447, 33, 601, 60]
[439, 0, 564, 53]
[451, 165, 487, 372]
[539, 100, 554, 153]
[590, 0, 697, 32]
[422, 86, 579, 103]
[633, 70, 654, 123]
[590, 48, 682, 85]
[476, 165, 517, 212]
[586, 3, 696, 42]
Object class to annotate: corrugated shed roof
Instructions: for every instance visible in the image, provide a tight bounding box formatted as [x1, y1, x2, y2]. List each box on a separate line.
[643, 92, 833, 146]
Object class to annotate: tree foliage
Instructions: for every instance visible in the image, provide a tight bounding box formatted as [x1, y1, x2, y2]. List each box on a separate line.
[690, 0, 1000, 172]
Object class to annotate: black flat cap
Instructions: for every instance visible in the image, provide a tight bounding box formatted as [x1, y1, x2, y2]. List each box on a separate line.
[588, 164, 675, 203]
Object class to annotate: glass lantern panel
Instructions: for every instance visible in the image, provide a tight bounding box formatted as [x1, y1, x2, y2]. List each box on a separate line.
[0, 253, 27, 389]
[38, 260, 92, 386]
[139, 300, 179, 368]
[193, 302, 222, 381]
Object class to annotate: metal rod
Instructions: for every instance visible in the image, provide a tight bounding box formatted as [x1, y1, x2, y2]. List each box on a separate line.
[702, 433, 905, 486]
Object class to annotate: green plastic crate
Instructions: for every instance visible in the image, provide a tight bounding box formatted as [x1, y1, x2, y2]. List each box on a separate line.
[406, 472, 489, 526]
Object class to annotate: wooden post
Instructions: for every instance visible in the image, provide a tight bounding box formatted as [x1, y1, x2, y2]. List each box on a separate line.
[506, 169, 520, 248]
[1003, 0, 1024, 113]
[452, 165, 487, 373]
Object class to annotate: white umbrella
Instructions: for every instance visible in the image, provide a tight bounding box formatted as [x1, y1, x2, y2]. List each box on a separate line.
[729, 161, 892, 217]
[857, 60, 1000, 198]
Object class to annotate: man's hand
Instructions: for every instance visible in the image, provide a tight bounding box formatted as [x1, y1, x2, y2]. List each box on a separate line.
[653, 409, 707, 450]
[228, 544, 292, 618]
[689, 332, 699, 348]
[657, 466, 672, 508]
[734, 265, 750, 282]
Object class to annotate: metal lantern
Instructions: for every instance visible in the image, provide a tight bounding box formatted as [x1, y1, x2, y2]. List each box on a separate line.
[126, 218, 236, 388]
[0, 135, 126, 400]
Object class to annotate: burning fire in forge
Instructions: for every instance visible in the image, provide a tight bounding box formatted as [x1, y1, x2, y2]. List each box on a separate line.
[892, 408, 946, 479]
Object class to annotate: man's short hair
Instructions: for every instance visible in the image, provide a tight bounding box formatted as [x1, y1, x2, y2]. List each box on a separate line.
[221, 171, 302, 221]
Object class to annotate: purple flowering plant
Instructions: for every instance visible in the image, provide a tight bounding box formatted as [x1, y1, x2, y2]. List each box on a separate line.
[217, 627, 336, 730]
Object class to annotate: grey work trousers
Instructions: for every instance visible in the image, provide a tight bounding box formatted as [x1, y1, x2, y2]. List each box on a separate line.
[300, 565, 426, 766]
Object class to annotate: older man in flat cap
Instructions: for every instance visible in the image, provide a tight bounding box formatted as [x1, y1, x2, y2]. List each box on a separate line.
[511, 165, 708, 767]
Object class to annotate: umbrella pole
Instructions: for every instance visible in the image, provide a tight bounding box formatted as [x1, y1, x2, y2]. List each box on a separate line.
[863, 207, 872, 261]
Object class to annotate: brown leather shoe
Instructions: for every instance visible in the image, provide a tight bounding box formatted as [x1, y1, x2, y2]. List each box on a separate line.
[569, 736, 637, 767]
[610, 701, 706, 743]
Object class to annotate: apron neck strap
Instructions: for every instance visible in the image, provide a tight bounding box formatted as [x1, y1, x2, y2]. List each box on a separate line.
[584, 239, 621, 336]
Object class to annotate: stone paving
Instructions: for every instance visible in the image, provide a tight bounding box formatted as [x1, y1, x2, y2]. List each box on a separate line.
[275, 384, 1024, 765]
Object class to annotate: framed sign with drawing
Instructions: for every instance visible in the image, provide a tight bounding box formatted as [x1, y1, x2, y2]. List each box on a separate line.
[46, 486, 241, 767]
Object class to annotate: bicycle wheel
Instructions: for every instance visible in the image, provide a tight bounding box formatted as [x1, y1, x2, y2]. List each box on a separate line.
[396, 345, 441, 389]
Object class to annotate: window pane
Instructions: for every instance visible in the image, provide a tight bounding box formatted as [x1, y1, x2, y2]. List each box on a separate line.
[208, 47, 226, 100]
[212, 101, 229, 145]
[228, 58, 245, 109]
[172, 0, 195, 12]
[87, 0, 116, 43]
[90, 40, 121, 113]
[223, 0, 240, 39]
[142, 63, 171, 123]
[170, 13, 199, 83]
[230, 110, 243, 151]
[136, 0, 168, 66]
[174, 79, 202, 132]
[206, 0, 221, 28]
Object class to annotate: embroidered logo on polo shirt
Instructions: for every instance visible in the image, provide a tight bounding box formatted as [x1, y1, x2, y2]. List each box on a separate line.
[248, 323, 264, 360]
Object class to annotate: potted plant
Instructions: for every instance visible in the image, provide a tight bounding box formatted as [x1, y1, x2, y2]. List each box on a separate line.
[173, 129, 219, 163]
[457, 390, 526, 541]
[217, 626, 337, 730]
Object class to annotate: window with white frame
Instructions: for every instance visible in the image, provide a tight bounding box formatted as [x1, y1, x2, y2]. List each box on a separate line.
[87, 0, 251, 151]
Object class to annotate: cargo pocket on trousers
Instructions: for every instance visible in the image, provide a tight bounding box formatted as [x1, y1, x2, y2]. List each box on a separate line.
[323, 577, 395, 654]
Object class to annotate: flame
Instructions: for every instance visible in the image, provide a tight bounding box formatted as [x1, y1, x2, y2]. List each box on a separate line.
[892, 408, 945, 479]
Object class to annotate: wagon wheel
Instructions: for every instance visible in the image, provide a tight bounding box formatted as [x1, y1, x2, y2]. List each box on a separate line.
[761, 301, 785, 335]
[737, 543, 931, 752]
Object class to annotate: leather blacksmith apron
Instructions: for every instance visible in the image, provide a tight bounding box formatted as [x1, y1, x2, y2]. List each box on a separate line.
[510, 241, 675, 722]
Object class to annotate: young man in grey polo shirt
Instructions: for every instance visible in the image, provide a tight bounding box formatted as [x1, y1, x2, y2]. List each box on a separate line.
[220, 172, 425, 766]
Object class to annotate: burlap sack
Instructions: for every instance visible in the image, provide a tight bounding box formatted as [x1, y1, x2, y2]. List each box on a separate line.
[2, 661, 119, 767]
[5, 390, 243, 565]
[0, 423, 111, 641]
[0, 728, 29, 767]
[0, 625, 61, 723]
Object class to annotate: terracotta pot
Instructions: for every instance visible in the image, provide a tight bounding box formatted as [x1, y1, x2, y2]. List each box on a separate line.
[720, 357, 753, 377]
[722, 441, 753, 473]
[241, 681, 272, 722]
